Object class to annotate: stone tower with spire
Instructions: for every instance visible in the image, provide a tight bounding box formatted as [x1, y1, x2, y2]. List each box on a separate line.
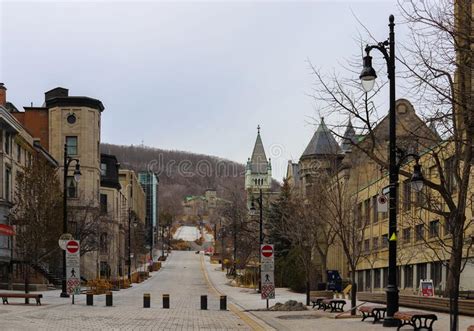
[299, 118, 342, 195]
[245, 125, 272, 202]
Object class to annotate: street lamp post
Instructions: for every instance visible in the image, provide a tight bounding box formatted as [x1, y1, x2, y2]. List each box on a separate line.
[127, 208, 137, 281]
[250, 188, 263, 293]
[360, 15, 424, 327]
[60, 144, 81, 298]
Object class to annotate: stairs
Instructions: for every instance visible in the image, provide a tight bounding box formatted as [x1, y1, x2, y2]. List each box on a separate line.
[31, 263, 62, 288]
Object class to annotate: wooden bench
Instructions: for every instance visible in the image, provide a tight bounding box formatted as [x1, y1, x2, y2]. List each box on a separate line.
[394, 311, 437, 331]
[359, 305, 386, 323]
[0, 293, 43, 306]
[310, 290, 333, 309]
[322, 299, 346, 312]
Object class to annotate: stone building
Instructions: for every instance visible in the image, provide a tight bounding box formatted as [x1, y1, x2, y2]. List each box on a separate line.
[119, 169, 147, 273]
[0, 84, 59, 287]
[11, 86, 104, 279]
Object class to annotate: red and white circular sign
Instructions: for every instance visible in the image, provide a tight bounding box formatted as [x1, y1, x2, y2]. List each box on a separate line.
[66, 240, 80, 254]
[378, 195, 387, 204]
[261, 245, 273, 258]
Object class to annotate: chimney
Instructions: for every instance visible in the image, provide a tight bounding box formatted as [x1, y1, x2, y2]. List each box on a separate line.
[0, 83, 6, 107]
[45, 87, 68, 101]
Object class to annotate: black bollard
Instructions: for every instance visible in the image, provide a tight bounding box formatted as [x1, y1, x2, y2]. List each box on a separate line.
[86, 291, 93, 306]
[200, 295, 207, 310]
[106, 291, 113, 307]
[220, 295, 227, 310]
[162, 294, 169, 309]
[143, 293, 150, 308]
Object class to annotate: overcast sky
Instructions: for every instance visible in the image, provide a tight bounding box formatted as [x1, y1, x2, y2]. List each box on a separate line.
[1, 0, 409, 180]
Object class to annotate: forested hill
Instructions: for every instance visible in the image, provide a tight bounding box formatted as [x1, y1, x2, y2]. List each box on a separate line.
[100, 143, 246, 213]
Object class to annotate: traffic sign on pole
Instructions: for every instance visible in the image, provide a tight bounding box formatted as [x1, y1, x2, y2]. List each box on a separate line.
[65, 240, 81, 296]
[260, 244, 275, 300]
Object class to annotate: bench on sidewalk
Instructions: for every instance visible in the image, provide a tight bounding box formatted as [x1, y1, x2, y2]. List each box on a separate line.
[322, 299, 346, 312]
[0, 293, 43, 305]
[310, 290, 333, 309]
[359, 305, 386, 324]
[394, 311, 437, 331]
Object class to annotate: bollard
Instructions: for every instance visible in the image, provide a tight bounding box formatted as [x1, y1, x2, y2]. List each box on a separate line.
[200, 295, 207, 310]
[86, 291, 94, 306]
[220, 295, 227, 310]
[162, 294, 169, 309]
[143, 293, 150, 308]
[106, 291, 113, 307]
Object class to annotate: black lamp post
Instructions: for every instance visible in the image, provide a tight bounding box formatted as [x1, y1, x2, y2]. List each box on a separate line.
[360, 15, 424, 327]
[127, 208, 138, 281]
[60, 143, 81, 298]
[250, 188, 263, 293]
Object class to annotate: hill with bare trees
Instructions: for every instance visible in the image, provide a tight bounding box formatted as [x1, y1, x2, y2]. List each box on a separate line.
[101, 143, 247, 214]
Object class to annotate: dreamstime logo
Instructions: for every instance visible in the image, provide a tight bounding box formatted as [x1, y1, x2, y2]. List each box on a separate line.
[144, 153, 244, 178]
[269, 144, 284, 159]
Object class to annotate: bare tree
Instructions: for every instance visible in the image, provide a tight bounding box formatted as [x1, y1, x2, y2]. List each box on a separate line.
[12, 154, 62, 290]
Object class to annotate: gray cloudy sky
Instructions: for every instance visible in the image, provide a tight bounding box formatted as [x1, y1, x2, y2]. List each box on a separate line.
[1, 0, 408, 180]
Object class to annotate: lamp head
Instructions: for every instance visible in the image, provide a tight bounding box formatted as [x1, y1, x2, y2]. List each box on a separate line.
[360, 54, 377, 92]
[73, 162, 81, 183]
[411, 163, 424, 192]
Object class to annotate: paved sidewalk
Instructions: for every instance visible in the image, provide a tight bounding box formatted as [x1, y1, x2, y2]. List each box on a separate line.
[203, 256, 474, 331]
[0, 252, 250, 330]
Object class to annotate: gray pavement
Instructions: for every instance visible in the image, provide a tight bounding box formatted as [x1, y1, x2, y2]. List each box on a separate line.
[0, 251, 250, 330]
[203, 256, 474, 331]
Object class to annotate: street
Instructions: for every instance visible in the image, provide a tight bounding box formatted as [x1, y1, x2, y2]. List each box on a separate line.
[0, 251, 250, 330]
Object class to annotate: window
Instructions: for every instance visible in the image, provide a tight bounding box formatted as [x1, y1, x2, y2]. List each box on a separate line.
[429, 220, 440, 238]
[4, 132, 11, 155]
[415, 224, 424, 241]
[431, 261, 443, 289]
[5, 168, 11, 201]
[402, 179, 412, 211]
[16, 144, 21, 162]
[445, 157, 457, 193]
[66, 136, 78, 156]
[364, 239, 370, 253]
[403, 227, 411, 243]
[365, 270, 371, 291]
[404, 265, 414, 288]
[356, 202, 363, 228]
[364, 199, 370, 225]
[67, 114, 76, 124]
[100, 194, 108, 214]
[374, 269, 381, 289]
[416, 263, 427, 286]
[66, 176, 77, 198]
[381, 234, 389, 248]
[100, 163, 107, 176]
[372, 237, 379, 250]
[444, 220, 453, 236]
[372, 195, 378, 223]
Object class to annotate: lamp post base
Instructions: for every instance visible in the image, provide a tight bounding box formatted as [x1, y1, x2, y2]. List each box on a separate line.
[383, 284, 399, 327]
[60, 292, 70, 298]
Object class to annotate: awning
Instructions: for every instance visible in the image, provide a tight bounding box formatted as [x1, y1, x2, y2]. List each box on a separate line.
[0, 224, 15, 236]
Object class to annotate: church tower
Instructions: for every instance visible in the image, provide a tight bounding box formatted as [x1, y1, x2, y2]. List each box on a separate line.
[245, 125, 272, 203]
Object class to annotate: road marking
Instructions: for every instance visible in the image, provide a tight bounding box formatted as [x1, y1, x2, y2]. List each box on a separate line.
[199, 255, 272, 331]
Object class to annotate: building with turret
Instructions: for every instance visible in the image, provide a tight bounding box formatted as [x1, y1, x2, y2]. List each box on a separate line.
[245, 126, 272, 207]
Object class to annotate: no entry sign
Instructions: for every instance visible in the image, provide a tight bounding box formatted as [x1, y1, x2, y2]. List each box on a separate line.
[261, 245, 273, 258]
[66, 240, 80, 254]
[66, 240, 80, 295]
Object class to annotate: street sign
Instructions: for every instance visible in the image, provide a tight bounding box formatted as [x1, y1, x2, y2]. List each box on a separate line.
[66, 240, 80, 254]
[260, 244, 275, 300]
[261, 271, 275, 299]
[66, 240, 80, 295]
[377, 193, 388, 213]
[261, 245, 273, 258]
